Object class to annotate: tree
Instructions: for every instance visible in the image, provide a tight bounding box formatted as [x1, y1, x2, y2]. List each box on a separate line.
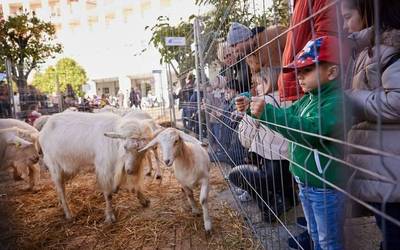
[145, 15, 195, 78]
[196, 0, 289, 63]
[0, 62, 5, 73]
[32, 58, 88, 97]
[252, 0, 290, 27]
[0, 11, 62, 93]
[147, 0, 290, 77]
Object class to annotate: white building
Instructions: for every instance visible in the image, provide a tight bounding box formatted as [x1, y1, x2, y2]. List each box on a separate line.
[1, 0, 208, 107]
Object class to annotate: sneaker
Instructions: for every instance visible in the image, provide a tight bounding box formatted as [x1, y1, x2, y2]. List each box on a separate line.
[288, 230, 313, 250]
[296, 217, 308, 229]
[233, 187, 245, 195]
[238, 191, 252, 202]
[261, 195, 294, 223]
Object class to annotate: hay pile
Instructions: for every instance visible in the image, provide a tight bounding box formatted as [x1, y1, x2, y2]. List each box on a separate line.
[0, 165, 261, 249]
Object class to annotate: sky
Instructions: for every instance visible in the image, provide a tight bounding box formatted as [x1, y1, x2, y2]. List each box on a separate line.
[41, 0, 274, 81]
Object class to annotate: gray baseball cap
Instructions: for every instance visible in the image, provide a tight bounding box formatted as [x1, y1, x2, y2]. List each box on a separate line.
[227, 22, 252, 46]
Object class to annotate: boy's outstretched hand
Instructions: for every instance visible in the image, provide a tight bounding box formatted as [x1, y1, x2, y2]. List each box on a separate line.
[235, 96, 250, 112]
[250, 97, 266, 118]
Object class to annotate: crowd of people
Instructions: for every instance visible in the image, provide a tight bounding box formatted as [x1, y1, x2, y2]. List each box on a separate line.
[177, 0, 400, 249]
[0, 81, 155, 122]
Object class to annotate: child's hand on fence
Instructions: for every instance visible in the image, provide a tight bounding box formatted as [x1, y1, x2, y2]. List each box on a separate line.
[231, 110, 244, 122]
[235, 96, 249, 112]
[250, 97, 265, 119]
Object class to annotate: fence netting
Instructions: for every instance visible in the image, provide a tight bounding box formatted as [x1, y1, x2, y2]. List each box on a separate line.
[1, 0, 400, 249]
[173, 0, 400, 249]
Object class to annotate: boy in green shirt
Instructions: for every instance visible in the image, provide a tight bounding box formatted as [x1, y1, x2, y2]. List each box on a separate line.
[236, 36, 346, 250]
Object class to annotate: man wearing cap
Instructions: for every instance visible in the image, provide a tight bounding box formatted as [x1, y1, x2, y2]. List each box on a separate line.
[237, 36, 347, 250]
[227, 22, 287, 75]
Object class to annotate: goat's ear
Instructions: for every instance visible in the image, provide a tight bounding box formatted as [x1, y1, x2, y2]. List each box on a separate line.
[7, 135, 33, 148]
[138, 137, 159, 152]
[177, 130, 202, 144]
[15, 127, 39, 141]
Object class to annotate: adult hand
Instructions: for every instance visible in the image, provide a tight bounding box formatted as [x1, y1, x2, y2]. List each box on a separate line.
[235, 96, 250, 112]
[250, 96, 266, 118]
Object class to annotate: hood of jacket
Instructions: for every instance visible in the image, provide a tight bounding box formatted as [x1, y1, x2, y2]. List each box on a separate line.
[349, 27, 400, 52]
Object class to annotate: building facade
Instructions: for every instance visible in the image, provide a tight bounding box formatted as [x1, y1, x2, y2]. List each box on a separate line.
[1, 0, 201, 107]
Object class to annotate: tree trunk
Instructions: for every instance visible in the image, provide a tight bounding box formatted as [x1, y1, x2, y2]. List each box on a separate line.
[16, 75, 30, 113]
[17, 77, 27, 93]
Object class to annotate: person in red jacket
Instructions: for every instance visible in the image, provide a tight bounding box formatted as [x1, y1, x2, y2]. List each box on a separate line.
[278, 0, 338, 102]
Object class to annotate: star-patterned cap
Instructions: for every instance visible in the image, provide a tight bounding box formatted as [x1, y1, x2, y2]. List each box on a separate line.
[282, 36, 340, 73]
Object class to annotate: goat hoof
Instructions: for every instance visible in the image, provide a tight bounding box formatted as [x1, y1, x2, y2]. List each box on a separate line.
[105, 213, 116, 224]
[205, 229, 212, 239]
[204, 221, 212, 232]
[140, 198, 150, 207]
[145, 172, 152, 176]
[192, 208, 201, 215]
[13, 174, 23, 181]
[65, 213, 73, 221]
[112, 188, 119, 194]
[22, 185, 33, 191]
[155, 175, 162, 180]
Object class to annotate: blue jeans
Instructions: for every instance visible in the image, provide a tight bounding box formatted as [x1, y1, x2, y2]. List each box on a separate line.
[209, 122, 221, 150]
[298, 184, 345, 250]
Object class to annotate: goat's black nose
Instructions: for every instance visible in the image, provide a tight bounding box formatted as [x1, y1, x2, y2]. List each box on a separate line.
[164, 159, 171, 166]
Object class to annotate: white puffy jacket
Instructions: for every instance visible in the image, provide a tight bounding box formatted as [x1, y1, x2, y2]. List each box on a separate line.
[238, 92, 289, 160]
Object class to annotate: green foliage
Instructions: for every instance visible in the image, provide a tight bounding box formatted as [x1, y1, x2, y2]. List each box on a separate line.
[32, 58, 87, 97]
[148, 0, 290, 75]
[252, 0, 290, 27]
[0, 11, 62, 91]
[200, 0, 253, 41]
[146, 16, 195, 75]
[0, 62, 5, 73]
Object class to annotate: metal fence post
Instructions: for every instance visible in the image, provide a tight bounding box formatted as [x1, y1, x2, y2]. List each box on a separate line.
[193, 18, 203, 141]
[55, 72, 63, 112]
[5, 59, 16, 118]
[166, 63, 177, 127]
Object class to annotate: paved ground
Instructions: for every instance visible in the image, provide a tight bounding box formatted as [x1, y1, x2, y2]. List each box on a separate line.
[216, 162, 382, 250]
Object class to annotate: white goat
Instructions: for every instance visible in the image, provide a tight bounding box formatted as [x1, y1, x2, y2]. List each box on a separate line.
[33, 115, 51, 131]
[140, 128, 212, 233]
[39, 112, 153, 223]
[123, 109, 163, 179]
[0, 119, 40, 189]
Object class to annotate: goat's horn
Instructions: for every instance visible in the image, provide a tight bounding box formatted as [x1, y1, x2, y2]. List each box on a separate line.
[104, 132, 126, 139]
[138, 137, 159, 152]
[152, 127, 165, 138]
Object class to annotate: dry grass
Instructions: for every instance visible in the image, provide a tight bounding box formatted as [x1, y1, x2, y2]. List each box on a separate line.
[0, 165, 261, 250]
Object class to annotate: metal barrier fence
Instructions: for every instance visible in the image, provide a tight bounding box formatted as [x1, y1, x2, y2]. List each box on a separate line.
[1, 0, 399, 249]
[172, 0, 400, 249]
[0, 73, 172, 126]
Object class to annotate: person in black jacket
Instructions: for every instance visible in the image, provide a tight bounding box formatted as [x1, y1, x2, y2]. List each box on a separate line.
[178, 73, 195, 131]
[217, 79, 247, 166]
